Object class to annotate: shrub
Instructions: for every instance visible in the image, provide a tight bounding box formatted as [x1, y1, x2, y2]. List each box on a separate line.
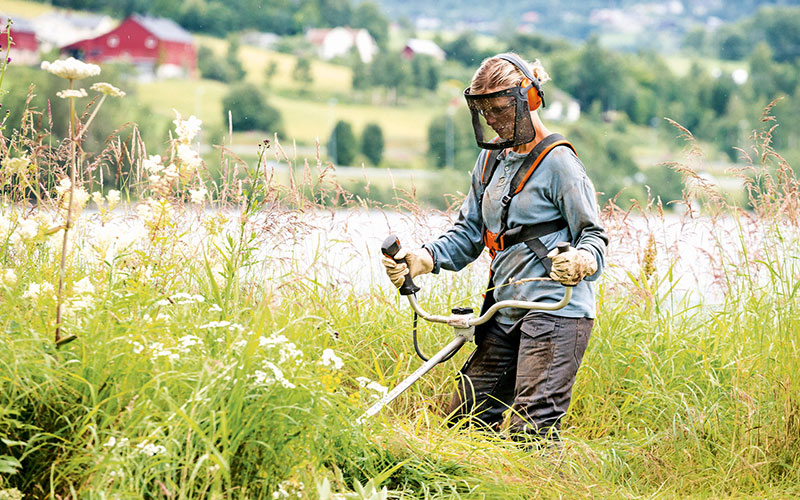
[360, 123, 384, 166]
[221, 83, 284, 135]
[328, 120, 356, 166]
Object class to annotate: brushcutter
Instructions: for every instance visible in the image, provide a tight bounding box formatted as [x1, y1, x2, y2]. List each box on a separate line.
[361, 235, 573, 420]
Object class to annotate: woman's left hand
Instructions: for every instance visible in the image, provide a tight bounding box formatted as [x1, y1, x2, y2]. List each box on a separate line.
[546, 246, 597, 285]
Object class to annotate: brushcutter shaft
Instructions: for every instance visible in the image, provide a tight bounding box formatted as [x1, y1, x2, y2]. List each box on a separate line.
[361, 334, 468, 420]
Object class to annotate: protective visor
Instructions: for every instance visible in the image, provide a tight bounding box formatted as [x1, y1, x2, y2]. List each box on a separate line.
[464, 85, 536, 150]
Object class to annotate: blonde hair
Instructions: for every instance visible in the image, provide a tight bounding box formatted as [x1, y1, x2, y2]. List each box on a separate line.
[469, 53, 551, 94]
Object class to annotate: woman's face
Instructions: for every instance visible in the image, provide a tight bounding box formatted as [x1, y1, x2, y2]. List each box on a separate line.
[476, 91, 517, 140]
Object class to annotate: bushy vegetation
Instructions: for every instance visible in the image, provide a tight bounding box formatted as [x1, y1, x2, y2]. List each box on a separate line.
[2, 47, 800, 500]
[360, 123, 384, 166]
[328, 119, 356, 166]
[221, 82, 284, 135]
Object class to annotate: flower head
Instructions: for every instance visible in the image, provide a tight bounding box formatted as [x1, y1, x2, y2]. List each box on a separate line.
[56, 88, 88, 99]
[173, 110, 202, 144]
[90, 82, 125, 97]
[2, 155, 31, 175]
[189, 187, 207, 204]
[41, 57, 101, 80]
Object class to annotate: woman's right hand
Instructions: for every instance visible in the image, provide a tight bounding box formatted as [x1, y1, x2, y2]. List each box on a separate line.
[381, 248, 434, 288]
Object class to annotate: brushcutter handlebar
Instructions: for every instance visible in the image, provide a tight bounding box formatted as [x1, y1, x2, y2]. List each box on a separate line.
[381, 235, 420, 296]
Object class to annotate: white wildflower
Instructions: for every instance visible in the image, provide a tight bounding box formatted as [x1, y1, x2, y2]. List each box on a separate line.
[17, 218, 38, 240]
[109, 469, 124, 480]
[91, 82, 126, 97]
[154, 299, 170, 307]
[189, 186, 207, 204]
[131, 341, 144, 354]
[22, 282, 54, 300]
[92, 191, 104, 207]
[177, 334, 201, 352]
[209, 303, 222, 313]
[1, 155, 30, 175]
[73, 277, 94, 295]
[355, 377, 372, 388]
[0, 488, 23, 500]
[106, 189, 121, 208]
[1, 268, 17, 287]
[366, 381, 388, 396]
[319, 348, 344, 370]
[142, 155, 163, 174]
[200, 320, 231, 329]
[170, 292, 205, 304]
[103, 436, 117, 447]
[55, 177, 72, 196]
[41, 57, 101, 80]
[136, 441, 167, 456]
[173, 110, 202, 144]
[56, 88, 88, 99]
[150, 342, 179, 362]
[253, 361, 295, 389]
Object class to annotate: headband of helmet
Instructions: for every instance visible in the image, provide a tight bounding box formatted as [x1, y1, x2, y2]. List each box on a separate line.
[463, 53, 546, 150]
[495, 53, 546, 111]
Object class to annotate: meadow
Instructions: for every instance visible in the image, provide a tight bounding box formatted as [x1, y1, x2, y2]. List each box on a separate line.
[1, 48, 800, 500]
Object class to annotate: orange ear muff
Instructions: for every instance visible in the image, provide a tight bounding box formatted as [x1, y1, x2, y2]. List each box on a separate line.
[521, 77, 542, 111]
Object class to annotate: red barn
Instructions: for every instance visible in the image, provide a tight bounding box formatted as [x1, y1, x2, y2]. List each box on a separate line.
[1, 16, 40, 65]
[62, 14, 196, 78]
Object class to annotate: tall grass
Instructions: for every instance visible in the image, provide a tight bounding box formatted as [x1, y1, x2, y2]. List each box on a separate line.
[0, 59, 799, 500]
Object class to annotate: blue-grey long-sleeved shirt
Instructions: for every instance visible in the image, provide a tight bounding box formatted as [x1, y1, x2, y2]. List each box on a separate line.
[423, 145, 608, 324]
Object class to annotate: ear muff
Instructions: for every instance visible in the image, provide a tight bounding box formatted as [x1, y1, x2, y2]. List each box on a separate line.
[520, 77, 542, 111]
[496, 53, 546, 111]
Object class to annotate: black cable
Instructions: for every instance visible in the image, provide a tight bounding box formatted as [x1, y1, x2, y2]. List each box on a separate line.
[412, 310, 458, 364]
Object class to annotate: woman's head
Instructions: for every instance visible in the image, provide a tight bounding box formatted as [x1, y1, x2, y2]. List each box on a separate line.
[469, 53, 551, 95]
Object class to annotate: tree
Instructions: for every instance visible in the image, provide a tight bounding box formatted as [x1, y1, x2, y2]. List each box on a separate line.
[411, 55, 440, 92]
[427, 107, 480, 169]
[352, 1, 389, 49]
[222, 83, 284, 135]
[225, 34, 246, 81]
[360, 123, 384, 166]
[328, 120, 356, 165]
[292, 56, 313, 94]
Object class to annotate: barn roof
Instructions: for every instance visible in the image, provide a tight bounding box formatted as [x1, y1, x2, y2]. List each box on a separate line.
[131, 14, 193, 43]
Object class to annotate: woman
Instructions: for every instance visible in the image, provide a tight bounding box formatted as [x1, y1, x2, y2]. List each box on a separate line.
[382, 53, 608, 440]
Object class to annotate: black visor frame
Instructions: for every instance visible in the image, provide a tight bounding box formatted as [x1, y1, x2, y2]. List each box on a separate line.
[464, 85, 536, 150]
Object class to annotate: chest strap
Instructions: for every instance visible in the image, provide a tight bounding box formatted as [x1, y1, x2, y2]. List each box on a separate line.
[479, 134, 576, 272]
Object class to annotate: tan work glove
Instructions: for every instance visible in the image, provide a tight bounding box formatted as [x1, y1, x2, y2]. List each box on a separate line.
[381, 247, 434, 288]
[547, 246, 597, 286]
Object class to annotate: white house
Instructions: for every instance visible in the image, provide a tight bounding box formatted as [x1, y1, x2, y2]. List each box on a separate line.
[402, 38, 445, 61]
[306, 27, 377, 63]
[541, 88, 580, 123]
[32, 11, 115, 51]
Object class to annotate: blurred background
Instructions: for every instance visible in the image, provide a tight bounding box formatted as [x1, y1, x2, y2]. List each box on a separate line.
[2, 0, 799, 209]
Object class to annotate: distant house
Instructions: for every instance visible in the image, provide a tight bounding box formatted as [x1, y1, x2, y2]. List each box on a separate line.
[402, 38, 445, 61]
[240, 31, 280, 50]
[32, 11, 115, 51]
[306, 27, 377, 63]
[541, 88, 580, 123]
[1, 16, 39, 65]
[62, 14, 196, 78]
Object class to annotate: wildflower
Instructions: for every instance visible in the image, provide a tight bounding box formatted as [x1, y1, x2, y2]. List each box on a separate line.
[170, 292, 205, 304]
[106, 189, 121, 207]
[253, 361, 296, 389]
[177, 334, 201, 352]
[200, 320, 232, 329]
[56, 88, 88, 99]
[92, 191, 104, 207]
[1, 268, 17, 287]
[173, 110, 202, 144]
[189, 186, 207, 204]
[41, 57, 101, 80]
[150, 342, 179, 362]
[74, 277, 95, 295]
[90, 82, 125, 97]
[103, 436, 117, 447]
[209, 303, 222, 313]
[136, 441, 167, 456]
[0, 488, 24, 500]
[319, 348, 344, 370]
[1, 155, 30, 176]
[22, 281, 54, 300]
[356, 377, 388, 396]
[142, 155, 163, 174]
[55, 178, 90, 218]
[17, 218, 38, 240]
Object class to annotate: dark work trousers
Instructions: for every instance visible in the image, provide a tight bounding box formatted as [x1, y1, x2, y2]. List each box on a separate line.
[445, 312, 593, 439]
